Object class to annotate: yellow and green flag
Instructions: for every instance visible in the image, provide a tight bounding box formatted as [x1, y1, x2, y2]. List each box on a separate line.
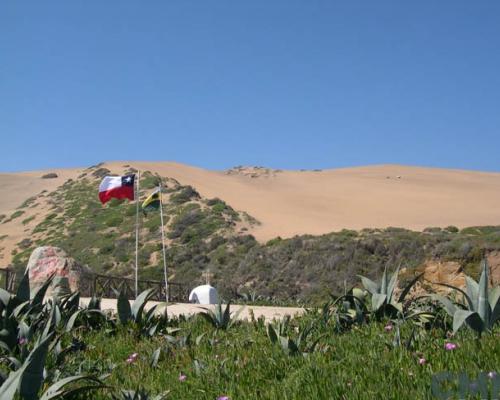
[142, 188, 161, 214]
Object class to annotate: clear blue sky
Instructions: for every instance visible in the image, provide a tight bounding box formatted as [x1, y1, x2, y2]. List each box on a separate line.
[1, 1, 499, 172]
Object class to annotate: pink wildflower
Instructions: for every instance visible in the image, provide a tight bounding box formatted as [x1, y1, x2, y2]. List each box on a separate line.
[217, 396, 230, 400]
[179, 373, 187, 382]
[384, 324, 393, 332]
[126, 353, 139, 363]
[418, 358, 426, 365]
[444, 342, 457, 351]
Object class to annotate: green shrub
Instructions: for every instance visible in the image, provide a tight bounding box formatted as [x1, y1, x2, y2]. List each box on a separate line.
[266, 237, 283, 246]
[144, 216, 163, 233]
[18, 196, 37, 208]
[91, 167, 111, 178]
[140, 171, 161, 189]
[22, 215, 36, 225]
[170, 186, 200, 205]
[99, 243, 115, 255]
[41, 172, 58, 178]
[8, 210, 25, 221]
[423, 227, 442, 233]
[168, 208, 204, 239]
[105, 215, 124, 227]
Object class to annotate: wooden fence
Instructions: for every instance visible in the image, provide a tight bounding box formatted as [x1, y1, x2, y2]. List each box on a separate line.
[0, 268, 17, 292]
[0, 268, 189, 302]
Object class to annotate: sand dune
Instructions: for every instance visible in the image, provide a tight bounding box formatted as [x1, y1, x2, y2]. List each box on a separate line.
[1, 162, 500, 265]
[130, 162, 500, 240]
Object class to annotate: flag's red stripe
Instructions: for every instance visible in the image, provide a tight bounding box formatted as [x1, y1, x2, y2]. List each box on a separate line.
[99, 186, 134, 204]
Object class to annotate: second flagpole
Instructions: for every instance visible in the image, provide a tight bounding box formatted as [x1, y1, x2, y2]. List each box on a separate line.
[159, 183, 169, 316]
[134, 171, 141, 299]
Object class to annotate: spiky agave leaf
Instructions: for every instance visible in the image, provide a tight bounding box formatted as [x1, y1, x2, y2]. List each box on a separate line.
[477, 259, 491, 326]
[465, 276, 479, 310]
[490, 286, 500, 325]
[150, 348, 161, 368]
[432, 294, 457, 317]
[398, 272, 424, 303]
[228, 304, 245, 329]
[0, 333, 54, 400]
[86, 296, 101, 310]
[380, 265, 389, 297]
[453, 309, 484, 335]
[358, 276, 379, 295]
[15, 271, 30, 304]
[39, 375, 105, 400]
[386, 264, 401, 304]
[372, 293, 387, 312]
[267, 324, 278, 344]
[117, 290, 132, 324]
[131, 288, 156, 323]
[434, 282, 476, 310]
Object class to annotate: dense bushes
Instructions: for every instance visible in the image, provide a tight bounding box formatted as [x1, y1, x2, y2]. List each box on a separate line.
[170, 185, 200, 205]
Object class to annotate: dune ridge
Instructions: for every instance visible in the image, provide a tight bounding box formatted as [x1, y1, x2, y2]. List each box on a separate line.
[1, 162, 500, 266]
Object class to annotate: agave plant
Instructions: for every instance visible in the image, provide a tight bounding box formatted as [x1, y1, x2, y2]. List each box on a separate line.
[0, 272, 56, 355]
[434, 259, 500, 338]
[238, 291, 263, 304]
[116, 288, 166, 337]
[358, 265, 423, 317]
[267, 321, 322, 357]
[325, 287, 370, 330]
[199, 300, 243, 330]
[0, 331, 104, 399]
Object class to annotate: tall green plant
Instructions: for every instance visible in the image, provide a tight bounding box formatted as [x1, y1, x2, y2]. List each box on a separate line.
[358, 265, 422, 317]
[267, 321, 322, 357]
[199, 301, 243, 330]
[434, 259, 500, 338]
[116, 289, 166, 337]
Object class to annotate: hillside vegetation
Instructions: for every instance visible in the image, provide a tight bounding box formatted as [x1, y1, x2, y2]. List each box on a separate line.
[3, 164, 500, 303]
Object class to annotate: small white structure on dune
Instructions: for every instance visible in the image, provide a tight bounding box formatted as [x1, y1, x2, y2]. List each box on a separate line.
[189, 285, 218, 305]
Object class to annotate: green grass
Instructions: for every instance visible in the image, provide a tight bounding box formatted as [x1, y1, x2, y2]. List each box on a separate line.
[66, 315, 500, 399]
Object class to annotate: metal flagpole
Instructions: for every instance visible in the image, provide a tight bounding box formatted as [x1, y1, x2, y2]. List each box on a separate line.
[134, 171, 141, 298]
[158, 184, 169, 313]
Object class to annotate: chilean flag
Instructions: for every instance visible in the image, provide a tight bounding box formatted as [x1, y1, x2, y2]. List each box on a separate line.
[98, 174, 135, 204]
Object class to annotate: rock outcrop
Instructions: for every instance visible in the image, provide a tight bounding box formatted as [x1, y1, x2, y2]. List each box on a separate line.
[486, 251, 500, 286]
[26, 246, 91, 296]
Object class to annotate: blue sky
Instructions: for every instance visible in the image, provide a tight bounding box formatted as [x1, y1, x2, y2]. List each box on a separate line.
[1, 1, 499, 172]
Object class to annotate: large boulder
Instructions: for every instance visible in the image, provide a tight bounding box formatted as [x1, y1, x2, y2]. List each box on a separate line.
[26, 246, 91, 296]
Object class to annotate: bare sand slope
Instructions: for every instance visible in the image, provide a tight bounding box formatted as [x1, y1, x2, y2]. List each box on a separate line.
[0, 168, 79, 216]
[127, 162, 500, 240]
[1, 162, 500, 260]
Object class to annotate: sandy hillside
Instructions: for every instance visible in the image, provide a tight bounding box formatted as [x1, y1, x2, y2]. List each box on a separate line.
[1, 162, 500, 265]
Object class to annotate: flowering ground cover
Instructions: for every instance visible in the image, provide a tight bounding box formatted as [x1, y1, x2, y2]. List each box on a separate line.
[0, 261, 498, 399]
[80, 316, 499, 399]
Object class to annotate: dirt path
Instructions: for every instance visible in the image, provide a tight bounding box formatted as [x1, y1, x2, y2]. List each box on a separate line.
[80, 298, 305, 322]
